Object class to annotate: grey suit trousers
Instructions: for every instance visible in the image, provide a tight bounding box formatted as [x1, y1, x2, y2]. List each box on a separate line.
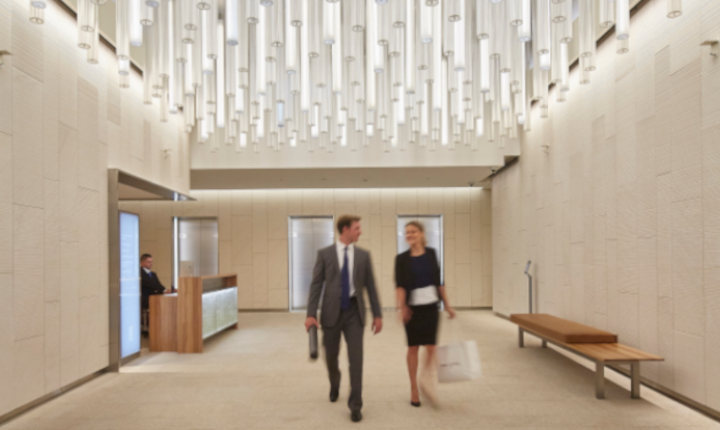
[323, 299, 364, 412]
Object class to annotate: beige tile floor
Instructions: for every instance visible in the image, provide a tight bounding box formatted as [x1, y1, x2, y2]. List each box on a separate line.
[4, 311, 720, 430]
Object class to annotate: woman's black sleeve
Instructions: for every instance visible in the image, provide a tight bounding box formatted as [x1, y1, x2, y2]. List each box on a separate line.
[433, 249, 442, 286]
[394, 254, 402, 289]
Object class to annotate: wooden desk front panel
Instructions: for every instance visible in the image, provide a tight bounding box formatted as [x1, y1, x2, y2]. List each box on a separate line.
[177, 277, 204, 353]
[149, 295, 178, 352]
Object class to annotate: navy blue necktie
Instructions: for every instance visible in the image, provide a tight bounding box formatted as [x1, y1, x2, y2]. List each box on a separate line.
[148, 271, 152, 278]
[341, 246, 351, 311]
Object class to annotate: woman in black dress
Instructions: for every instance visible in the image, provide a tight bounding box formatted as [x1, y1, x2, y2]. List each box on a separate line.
[395, 221, 455, 407]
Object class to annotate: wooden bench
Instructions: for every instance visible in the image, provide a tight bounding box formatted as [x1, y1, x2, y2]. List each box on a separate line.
[510, 314, 664, 399]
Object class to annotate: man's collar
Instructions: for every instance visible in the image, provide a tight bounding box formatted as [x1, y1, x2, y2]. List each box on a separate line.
[337, 241, 354, 249]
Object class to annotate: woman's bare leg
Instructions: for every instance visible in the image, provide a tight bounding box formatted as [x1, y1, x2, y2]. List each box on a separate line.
[419, 345, 438, 404]
[407, 346, 420, 402]
[423, 345, 436, 370]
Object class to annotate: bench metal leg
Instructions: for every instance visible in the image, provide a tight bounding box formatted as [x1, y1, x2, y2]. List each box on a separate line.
[631, 363, 640, 399]
[595, 362, 605, 399]
[541, 340, 547, 348]
[518, 328, 524, 348]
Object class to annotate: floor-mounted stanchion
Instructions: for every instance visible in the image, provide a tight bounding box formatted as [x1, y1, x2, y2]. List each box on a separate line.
[524, 261, 532, 314]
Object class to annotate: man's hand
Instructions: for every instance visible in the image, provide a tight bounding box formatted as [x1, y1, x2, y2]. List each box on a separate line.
[372, 317, 383, 335]
[305, 316, 319, 332]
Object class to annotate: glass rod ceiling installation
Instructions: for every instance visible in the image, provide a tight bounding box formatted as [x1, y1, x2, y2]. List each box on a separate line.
[28, 0, 684, 153]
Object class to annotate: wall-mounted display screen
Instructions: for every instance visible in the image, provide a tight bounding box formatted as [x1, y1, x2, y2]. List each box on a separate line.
[119, 212, 141, 358]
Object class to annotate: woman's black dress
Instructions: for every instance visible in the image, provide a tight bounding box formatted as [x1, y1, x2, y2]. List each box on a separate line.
[395, 249, 441, 347]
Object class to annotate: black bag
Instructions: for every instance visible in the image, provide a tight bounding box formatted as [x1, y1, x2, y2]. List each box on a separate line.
[309, 326, 319, 360]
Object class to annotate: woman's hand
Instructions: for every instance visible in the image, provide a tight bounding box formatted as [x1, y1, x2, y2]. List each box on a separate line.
[446, 306, 456, 319]
[401, 306, 413, 324]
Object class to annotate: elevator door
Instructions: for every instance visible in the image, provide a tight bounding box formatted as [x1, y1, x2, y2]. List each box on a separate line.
[177, 218, 219, 278]
[397, 216, 444, 283]
[290, 217, 335, 311]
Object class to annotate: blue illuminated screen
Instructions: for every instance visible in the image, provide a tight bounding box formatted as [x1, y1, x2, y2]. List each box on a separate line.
[119, 212, 141, 358]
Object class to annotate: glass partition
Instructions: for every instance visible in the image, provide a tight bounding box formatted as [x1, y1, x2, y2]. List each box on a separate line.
[202, 287, 239, 339]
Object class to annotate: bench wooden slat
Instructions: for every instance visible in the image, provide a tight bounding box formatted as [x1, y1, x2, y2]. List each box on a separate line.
[563, 342, 664, 362]
[510, 313, 617, 343]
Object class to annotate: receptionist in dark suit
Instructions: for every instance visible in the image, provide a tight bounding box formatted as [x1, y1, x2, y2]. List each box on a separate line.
[140, 253, 166, 312]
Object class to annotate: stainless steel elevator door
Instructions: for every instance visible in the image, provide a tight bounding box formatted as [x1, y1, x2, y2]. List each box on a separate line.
[289, 217, 335, 311]
[396, 216, 444, 283]
[177, 218, 219, 277]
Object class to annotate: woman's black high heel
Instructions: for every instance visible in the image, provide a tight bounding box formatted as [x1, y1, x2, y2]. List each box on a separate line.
[411, 401, 421, 407]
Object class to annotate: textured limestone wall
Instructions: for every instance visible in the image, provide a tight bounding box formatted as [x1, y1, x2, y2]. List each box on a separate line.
[0, 0, 189, 417]
[492, 0, 720, 412]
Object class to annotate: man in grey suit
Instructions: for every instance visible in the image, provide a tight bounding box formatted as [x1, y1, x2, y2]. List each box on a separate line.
[305, 215, 383, 423]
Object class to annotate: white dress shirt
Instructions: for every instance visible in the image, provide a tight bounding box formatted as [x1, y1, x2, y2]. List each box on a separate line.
[143, 267, 152, 276]
[336, 241, 356, 297]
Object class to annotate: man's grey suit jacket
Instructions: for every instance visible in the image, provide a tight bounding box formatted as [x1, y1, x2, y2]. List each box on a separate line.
[306, 244, 382, 328]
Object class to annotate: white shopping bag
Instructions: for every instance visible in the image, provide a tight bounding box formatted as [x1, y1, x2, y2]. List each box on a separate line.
[437, 340, 482, 383]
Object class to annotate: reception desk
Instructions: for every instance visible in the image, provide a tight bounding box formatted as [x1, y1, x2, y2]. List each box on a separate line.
[149, 274, 238, 353]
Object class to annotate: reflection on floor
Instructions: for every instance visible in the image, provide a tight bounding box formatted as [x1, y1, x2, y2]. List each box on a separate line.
[4, 311, 719, 430]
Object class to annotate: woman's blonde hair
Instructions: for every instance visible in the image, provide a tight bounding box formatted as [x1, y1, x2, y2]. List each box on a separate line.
[405, 221, 427, 247]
